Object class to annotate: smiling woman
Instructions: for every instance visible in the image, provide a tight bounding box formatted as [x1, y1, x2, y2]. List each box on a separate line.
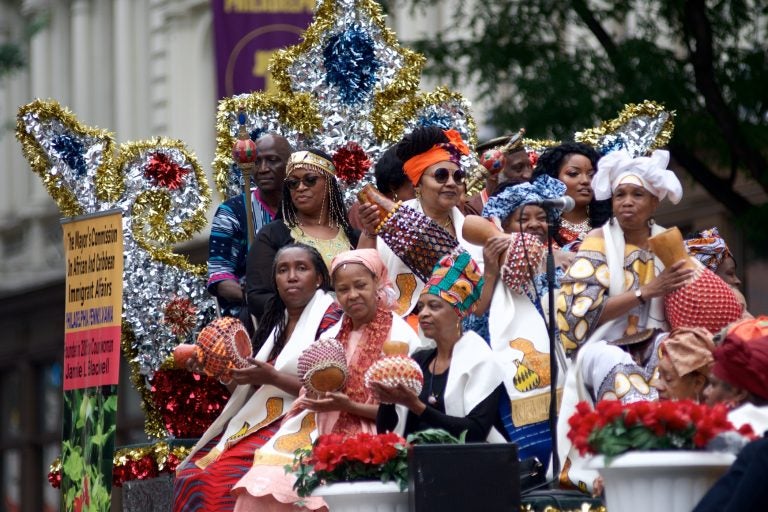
[246, 149, 360, 318]
[358, 127, 484, 317]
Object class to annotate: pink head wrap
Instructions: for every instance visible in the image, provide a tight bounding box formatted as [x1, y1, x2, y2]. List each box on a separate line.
[330, 249, 394, 306]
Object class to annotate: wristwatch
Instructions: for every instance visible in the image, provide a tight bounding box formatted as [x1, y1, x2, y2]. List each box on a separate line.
[635, 288, 646, 305]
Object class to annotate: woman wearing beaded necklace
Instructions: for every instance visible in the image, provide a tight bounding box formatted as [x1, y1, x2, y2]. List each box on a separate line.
[374, 251, 506, 442]
[532, 142, 611, 249]
[358, 127, 484, 316]
[232, 249, 420, 511]
[246, 149, 359, 318]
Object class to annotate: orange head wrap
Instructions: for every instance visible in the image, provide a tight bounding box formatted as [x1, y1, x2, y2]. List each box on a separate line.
[402, 129, 470, 186]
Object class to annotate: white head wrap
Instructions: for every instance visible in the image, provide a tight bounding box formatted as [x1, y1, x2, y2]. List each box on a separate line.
[593, 149, 683, 204]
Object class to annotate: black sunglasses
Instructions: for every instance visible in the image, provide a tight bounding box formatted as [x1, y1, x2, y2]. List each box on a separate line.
[427, 167, 466, 184]
[285, 174, 322, 190]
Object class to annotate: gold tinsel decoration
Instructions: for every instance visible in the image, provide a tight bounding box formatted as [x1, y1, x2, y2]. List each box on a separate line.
[575, 100, 675, 151]
[373, 86, 477, 146]
[523, 138, 560, 153]
[15, 99, 121, 215]
[520, 505, 607, 512]
[115, 139, 210, 276]
[212, 92, 322, 199]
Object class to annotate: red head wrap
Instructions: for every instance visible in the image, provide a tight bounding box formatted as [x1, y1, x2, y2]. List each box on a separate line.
[402, 129, 470, 186]
[712, 320, 768, 401]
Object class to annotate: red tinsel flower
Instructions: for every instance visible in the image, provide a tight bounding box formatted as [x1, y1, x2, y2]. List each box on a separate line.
[144, 152, 190, 190]
[163, 296, 198, 338]
[150, 369, 231, 438]
[164, 453, 182, 473]
[48, 468, 62, 489]
[127, 456, 159, 481]
[332, 142, 371, 184]
[527, 150, 538, 167]
[113, 464, 129, 487]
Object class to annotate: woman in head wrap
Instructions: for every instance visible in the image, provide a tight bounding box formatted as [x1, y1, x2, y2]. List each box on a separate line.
[653, 327, 715, 401]
[556, 149, 694, 355]
[232, 249, 421, 512]
[704, 316, 768, 435]
[685, 227, 741, 288]
[532, 142, 612, 248]
[173, 244, 338, 512]
[374, 250, 507, 442]
[556, 149, 692, 492]
[246, 149, 359, 318]
[358, 126, 484, 317]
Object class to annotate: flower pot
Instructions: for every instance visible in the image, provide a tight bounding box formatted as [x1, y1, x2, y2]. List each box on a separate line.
[311, 481, 408, 512]
[588, 451, 735, 512]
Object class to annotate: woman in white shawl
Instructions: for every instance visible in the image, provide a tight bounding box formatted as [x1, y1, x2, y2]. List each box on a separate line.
[555, 149, 691, 492]
[556, 149, 691, 355]
[173, 244, 339, 512]
[374, 250, 506, 443]
[232, 249, 421, 511]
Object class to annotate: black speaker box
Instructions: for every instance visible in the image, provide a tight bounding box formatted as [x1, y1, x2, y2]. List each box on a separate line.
[408, 443, 520, 512]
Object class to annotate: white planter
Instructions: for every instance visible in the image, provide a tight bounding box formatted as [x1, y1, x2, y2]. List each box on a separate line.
[311, 481, 408, 512]
[589, 451, 735, 512]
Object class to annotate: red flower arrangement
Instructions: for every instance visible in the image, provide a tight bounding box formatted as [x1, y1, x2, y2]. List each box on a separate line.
[568, 399, 754, 462]
[291, 432, 409, 497]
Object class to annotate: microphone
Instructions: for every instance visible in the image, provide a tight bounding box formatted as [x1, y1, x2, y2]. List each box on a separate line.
[525, 196, 575, 212]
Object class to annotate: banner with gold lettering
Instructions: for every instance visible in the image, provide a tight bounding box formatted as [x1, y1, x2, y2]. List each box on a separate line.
[60, 210, 123, 511]
[211, 0, 314, 98]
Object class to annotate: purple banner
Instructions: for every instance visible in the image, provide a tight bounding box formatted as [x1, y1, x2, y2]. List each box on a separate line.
[211, 0, 314, 99]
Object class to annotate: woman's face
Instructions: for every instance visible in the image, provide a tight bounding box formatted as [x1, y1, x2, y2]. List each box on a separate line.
[274, 247, 322, 310]
[417, 294, 460, 342]
[417, 161, 462, 213]
[655, 356, 706, 401]
[286, 167, 328, 217]
[703, 373, 745, 408]
[333, 263, 379, 327]
[558, 154, 595, 208]
[612, 184, 659, 231]
[716, 256, 741, 288]
[502, 205, 548, 242]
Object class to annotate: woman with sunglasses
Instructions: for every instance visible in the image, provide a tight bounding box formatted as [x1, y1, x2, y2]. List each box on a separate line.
[246, 149, 359, 318]
[358, 126, 483, 317]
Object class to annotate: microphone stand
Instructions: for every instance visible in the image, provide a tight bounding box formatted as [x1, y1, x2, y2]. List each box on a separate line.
[544, 207, 560, 483]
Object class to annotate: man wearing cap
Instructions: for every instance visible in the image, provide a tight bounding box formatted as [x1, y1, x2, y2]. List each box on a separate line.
[464, 131, 532, 215]
[207, 133, 292, 324]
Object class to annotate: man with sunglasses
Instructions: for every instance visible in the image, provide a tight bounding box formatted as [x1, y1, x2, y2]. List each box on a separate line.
[465, 131, 532, 215]
[207, 133, 292, 327]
